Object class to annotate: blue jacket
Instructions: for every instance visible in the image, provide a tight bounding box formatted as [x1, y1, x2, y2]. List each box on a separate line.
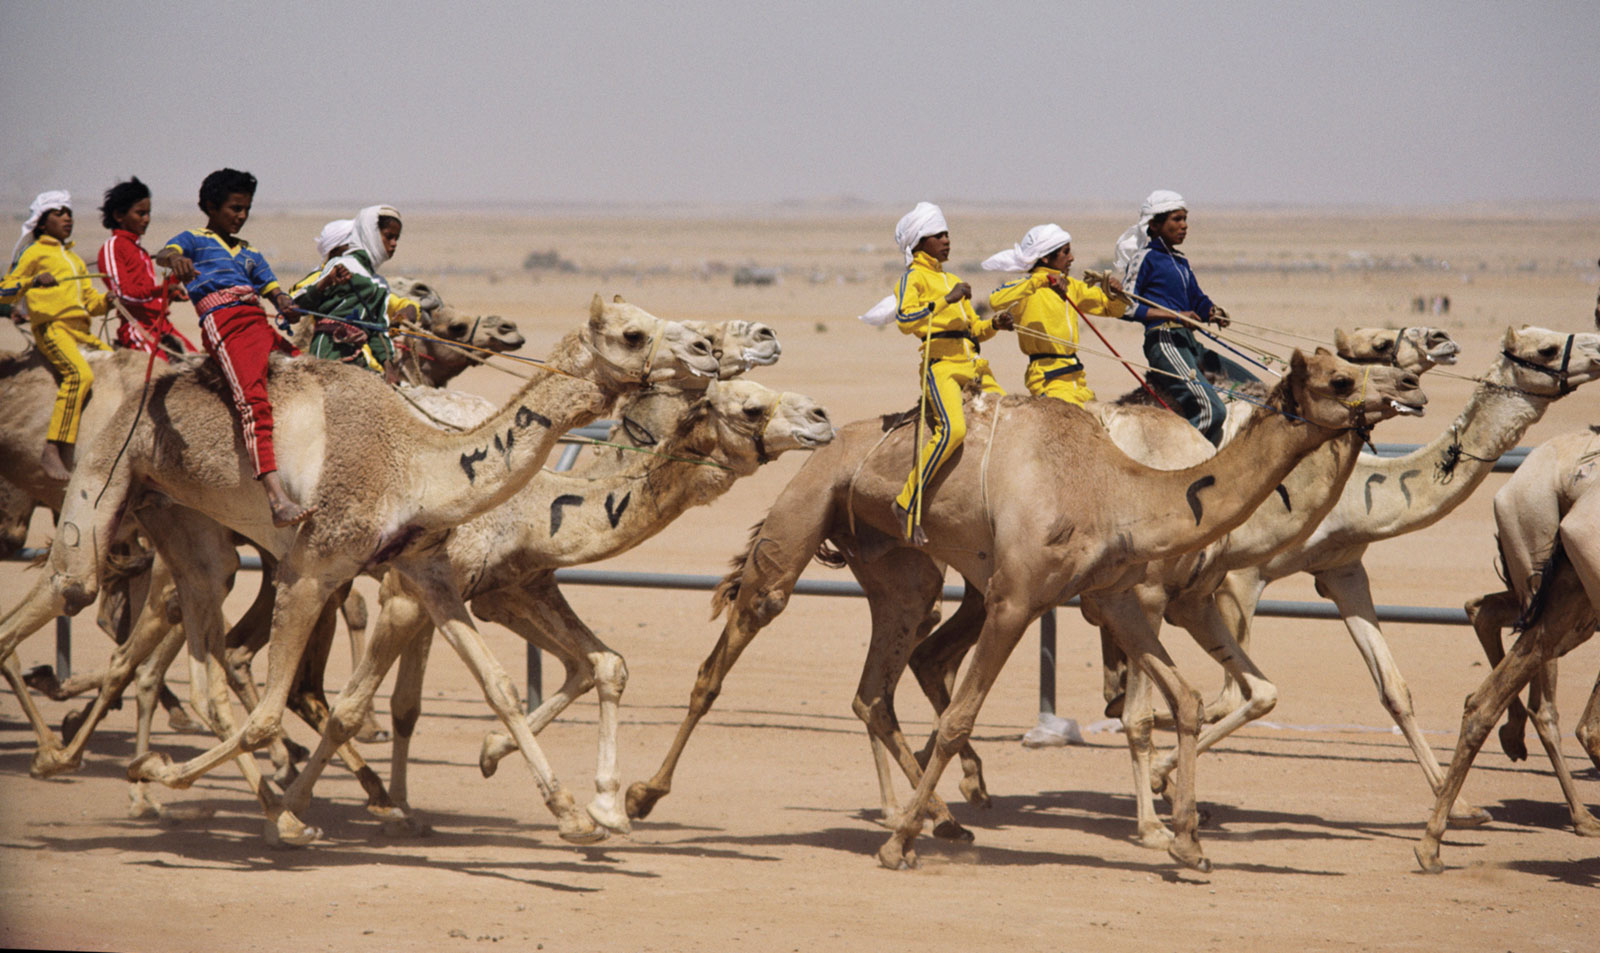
[1122, 237, 1214, 329]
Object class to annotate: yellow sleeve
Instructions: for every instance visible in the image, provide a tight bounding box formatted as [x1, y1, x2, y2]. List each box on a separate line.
[1067, 278, 1127, 318]
[0, 248, 40, 304]
[84, 284, 111, 316]
[386, 294, 419, 319]
[894, 270, 947, 337]
[987, 272, 1048, 314]
[968, 305, 998, 342]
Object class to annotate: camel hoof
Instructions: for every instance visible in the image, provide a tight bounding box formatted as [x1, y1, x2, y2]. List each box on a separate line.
[1414, 843, 1444, 874]
[356, 726, 391, 745]
[1134, 826, 1175, 850]
[931, 820, 975, 842]
[958, 776, 992, 809]
[30, 745, 79, 779]
[1446, 804, 1493, 829]
[165, 706, 203, 734]
[586, 798, 632, 836]
[61, 706, 89, 741]
[478, 737, 501, 779]
[1573, 812, 1600, 837]
[23, 665, 64, 698]
[380, 815, 432, 838]
[264, 814, 321, 848]
[877, 838, 917, 870]
[557, 814, 610, 845]
[1497, 722, 1528, 762]
[625, 782, 662, 820]
[127, 750, 178, 786]
[128, 783, 164, 820]
[1167, 840, 1212, 873]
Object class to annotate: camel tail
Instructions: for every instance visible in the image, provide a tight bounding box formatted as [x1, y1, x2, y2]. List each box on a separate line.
[813, 541, 847, 569]
[1513, 536, 1567, 633]
[711, 519, 767, 620]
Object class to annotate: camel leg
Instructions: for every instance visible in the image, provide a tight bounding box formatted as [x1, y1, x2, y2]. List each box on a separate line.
[627, 498, 833, 822]
[129, 538, 346, 848]
[1521, 655, 1600, 835]
[128, 621, 187, 818]
[218, 561, 306, 780]
[1148, 595, 1280, 793]
[2, 648, 63, 759]
[1118, 629, 1169, 849]
[847, 548, 970, 840]
[907, 583, 992, 810]
[471, 580, 632, 835]
[1311, 561, 1490, 827]
[1577, 668, 1600, 774]
[338, 586, 387, 743]
[384, 594, 434, 813]
[396, 557, 601, 844]
[1208, 567, 1267, 722]
[1466, 589, 1532, 761]
[1416, 624, 1559, 872]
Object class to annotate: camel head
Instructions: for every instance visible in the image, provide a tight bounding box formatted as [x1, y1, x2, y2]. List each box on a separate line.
[690, 379, 833, 474]
[1280, 348, 1427, 433]
[586, 294, 720, 386]
[389, 277, 527, 355]
[1496, 325, 1600, 397]
[1335, 326, 1459, 374]
[682, 319, 783, 379]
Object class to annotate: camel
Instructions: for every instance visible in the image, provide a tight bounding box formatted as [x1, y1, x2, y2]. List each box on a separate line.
[1181, 327, 1600, 809]
[1416, 427, 1600, 872]
[896, 328, 1454, 848]
[386, 277, 527, 387]
[274, 378, 834, 836]
[627, 348, 1424, 871]
[31, 295, 718, 846]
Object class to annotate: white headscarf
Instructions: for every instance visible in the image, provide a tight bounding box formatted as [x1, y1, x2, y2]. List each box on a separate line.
[894, 201, 948, 265]
[982, 223, 1072, 273]
[858, 294, 898, 327]
[315, 219, 355, 260]
[1113, 190, 1186, 276]
[348, 204, 401, 270]
[13, 189, 71, 267]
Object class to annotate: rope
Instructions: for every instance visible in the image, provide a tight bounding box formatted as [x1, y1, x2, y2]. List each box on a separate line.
[1064, 295, 1172, 410]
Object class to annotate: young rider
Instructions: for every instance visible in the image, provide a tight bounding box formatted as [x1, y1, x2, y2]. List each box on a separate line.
[97, 177, 196, 361]
[890, 201, 1013, 542]
[984, 223, 1126, 407]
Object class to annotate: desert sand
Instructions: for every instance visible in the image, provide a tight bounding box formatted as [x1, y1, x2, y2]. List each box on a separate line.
[1, 204, 1597, 952]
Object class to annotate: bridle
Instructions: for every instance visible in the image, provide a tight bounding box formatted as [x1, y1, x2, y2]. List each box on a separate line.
[583, 321, 668, 386]
[1500, 334, 1577, 397]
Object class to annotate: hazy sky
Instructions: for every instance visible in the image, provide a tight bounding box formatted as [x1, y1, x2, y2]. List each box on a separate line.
[2, 0, 1595, 212]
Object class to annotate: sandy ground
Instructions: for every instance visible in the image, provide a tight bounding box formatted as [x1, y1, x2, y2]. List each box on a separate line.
[1, 205, 1597, 952]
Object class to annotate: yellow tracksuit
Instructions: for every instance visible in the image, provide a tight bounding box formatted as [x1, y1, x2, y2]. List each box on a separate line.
[990, 268, 1126, 406]
[1, 237, 112, 443]
[893, 251, 1004, 526]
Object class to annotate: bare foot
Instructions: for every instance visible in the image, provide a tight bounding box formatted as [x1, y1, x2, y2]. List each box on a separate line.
[270, 499, 319, 528]
[890, 501, 929, 545]
[39, 443, 72, 482]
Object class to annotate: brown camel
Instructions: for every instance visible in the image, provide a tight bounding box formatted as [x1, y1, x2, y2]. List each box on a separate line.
[276, 378, 834, 836]
[1416, 427, 1600, 872]
[385, 276, 527, 387]
[32, 295, 718, 846]
[628, 348, 1424, 871]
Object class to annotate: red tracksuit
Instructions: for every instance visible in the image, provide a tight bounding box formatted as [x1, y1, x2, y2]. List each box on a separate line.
[98, 230, 195, 360]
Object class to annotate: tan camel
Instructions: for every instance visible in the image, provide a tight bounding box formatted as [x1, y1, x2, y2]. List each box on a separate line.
[903, 330, 1449, 848]
[628, 349, 1423, 871]
[1462, 430, 1600, 813]
[33, 296, 718, 846]
[276, 378, 833, 836]
[1416, 427, 1600, 872]
[385, 276, 527, 387]
[1195, 326, 1600, 810]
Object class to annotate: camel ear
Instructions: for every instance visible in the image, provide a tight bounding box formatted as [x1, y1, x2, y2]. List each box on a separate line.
[1500, 326, 1518, 349]
[1313, 346, 1331, 357]
[1332, 328, 1350, 354]
[613, 294, 627, 304]
[1290, 349, 1308, 374]
[590, 293, 606, 325]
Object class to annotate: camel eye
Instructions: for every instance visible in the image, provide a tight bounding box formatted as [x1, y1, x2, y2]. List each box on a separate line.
[624, 329, 646, 347]
[449, 321, 467, 336]
[1374, 340, 1392, 352]
[743, 406, 764, 420]
[1331, 376, 1354, 393]
[1538, 345, 1560, 360]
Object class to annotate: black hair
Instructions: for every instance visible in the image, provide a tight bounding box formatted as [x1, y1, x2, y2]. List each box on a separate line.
[198, 168, 257, 212]
[376, 214, 401, 231]
[32, 207, 70, 238]
[100, 177, 151, 230]
[1146, 210, 1176, 237]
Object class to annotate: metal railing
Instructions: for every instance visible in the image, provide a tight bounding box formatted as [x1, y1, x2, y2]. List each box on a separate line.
[1, 438, 1536, 717]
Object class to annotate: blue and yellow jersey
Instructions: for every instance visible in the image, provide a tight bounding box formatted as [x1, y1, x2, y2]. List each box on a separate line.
[160, 228, 281, 302]
[895, 251, 997, 364]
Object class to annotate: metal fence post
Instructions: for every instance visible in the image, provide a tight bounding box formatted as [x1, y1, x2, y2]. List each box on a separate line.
[1038, 608, 1057, 718]
[55, 615, 71, 680]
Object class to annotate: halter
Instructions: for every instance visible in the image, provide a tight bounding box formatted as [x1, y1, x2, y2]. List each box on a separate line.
[582, 320, 668, 386]
[750, 400, 779, 466]
[1500, 334, 1577, 396]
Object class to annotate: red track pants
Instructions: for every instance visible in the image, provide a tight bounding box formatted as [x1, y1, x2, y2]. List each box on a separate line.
[201, 303, 297, 477]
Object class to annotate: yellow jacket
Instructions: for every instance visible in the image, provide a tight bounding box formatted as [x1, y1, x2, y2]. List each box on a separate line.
[895, 251, 998, 364]
[990, 268, 1125, 364]
[1, 236, 110, 327]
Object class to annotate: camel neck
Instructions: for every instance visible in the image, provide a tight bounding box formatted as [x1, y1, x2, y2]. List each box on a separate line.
[1125, 400, 1336, 562]
[1215, 429, 1368, 568]
[408, 333, 614, 529]
[1335, 363, 1548, 541]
